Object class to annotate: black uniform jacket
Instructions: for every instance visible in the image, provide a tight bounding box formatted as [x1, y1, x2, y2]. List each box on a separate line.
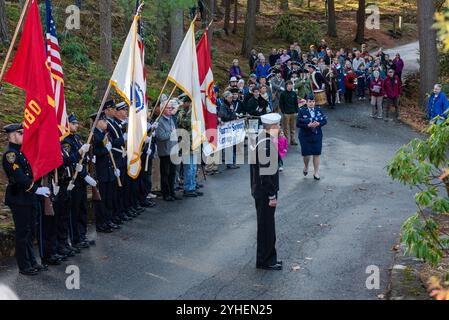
[250, 132, 279, 199]
[2, 143, 38, 206]
[93, 128, 115, 183]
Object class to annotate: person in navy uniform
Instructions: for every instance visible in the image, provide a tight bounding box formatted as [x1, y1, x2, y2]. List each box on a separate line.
[2, 123, 50, 275]
[296, 93, 328, 180]
[91, 111, 121, 232]
[250, 113, 282, 271]
[62, 113, 96, 249]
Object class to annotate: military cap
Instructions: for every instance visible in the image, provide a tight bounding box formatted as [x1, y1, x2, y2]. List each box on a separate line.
[306, 93, 316, 101]
[90, 111, 107, 121]
[3, 123, 23, 133]
[115, 101, 128, 111]
[261, 113, 281, 125]
[68, 113, 78, 123]
[103, 100, 115, 110]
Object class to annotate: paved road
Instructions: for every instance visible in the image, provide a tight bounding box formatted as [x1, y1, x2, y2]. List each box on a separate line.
[0, 100, 421, 300]
[383, 41, 419, 76]
[0, 42, 422, 300]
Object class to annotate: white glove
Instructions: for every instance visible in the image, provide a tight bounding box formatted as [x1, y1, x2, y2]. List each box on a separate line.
[123, 133, 127, 141]
[52, 181, 60, 196]
[105, 142, 112, 152]
[114, 168, 120, 177]
[80, 144, 90, 154]
[75, 163, 83, 172]
[152, 122, 159, 130]
[67, 182, 75, 191]
[35, 187, 51, 197]
[84, 175, 97, 187]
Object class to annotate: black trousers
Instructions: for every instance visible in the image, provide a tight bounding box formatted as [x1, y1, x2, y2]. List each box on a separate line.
[98, 181, 115, 223]
[37, 199, 57, 259]
[344, 88, 354, 103]
[10, 204, 37, 270]
[70, 184, 88, 244]
[160, 156, 176, 198]
[254, 196, 277, 267]
[326, 89, 337, 106]
[138, 158, 153, 203]
[54, 190, 71, 249]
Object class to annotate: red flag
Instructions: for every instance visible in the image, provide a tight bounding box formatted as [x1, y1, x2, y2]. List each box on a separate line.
[196, 30, 218, 151]
[4, 0, 62, 181]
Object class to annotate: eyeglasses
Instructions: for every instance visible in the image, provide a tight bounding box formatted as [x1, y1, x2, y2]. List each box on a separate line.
[17, 130, 23, 135]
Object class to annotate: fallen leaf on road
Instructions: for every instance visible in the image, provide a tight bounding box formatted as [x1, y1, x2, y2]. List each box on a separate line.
[391, 245, 399, 251]
[305, 257, 313, 261]
[121, 236, 129, 241]
[292, 265, 301, 271]
[100, 256, 109, 261]
[318, 223, 330, 227]
[358, 187, 368, 191]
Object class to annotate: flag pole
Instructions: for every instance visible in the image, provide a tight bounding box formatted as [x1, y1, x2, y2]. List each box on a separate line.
[128, 14, 139, 179]
[68, 83, 112, 189]
[0, 0, 31, 84]
[148, 77, 169, 120]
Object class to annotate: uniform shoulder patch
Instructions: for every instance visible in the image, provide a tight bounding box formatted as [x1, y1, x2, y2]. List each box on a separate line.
[6, 152, 16, 164]
[63, 143, 71, 152]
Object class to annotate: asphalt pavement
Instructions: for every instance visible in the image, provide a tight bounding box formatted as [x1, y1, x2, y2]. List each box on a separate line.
[0, 99, 421, 300]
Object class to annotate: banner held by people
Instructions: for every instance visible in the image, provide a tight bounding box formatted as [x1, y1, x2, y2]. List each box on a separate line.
[3, 0, 62, 181]
[110, 13, 147, 179]
[167, 21, 206, 151]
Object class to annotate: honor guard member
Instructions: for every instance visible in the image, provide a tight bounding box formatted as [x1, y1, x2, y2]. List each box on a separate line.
[63, 113, 96, 249]
[250, 113, 282, 270]
[104, 100, 129, 225]
[92, 111, 121, 232]
[137, 120, 157, 207]
[2, 123, 50, 275]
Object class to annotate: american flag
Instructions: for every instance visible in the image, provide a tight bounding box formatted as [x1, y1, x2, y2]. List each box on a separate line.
[45, 0, 68, 137]
[136, 0, 147, 109]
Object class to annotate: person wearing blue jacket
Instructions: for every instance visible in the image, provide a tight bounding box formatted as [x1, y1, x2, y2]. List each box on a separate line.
[427, 84, 449, 124]
[255, 57, 271, 79]
[296, 93, 328, 180]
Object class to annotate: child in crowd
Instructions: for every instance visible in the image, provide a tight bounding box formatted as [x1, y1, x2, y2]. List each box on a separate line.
[276, 130, 289, 172]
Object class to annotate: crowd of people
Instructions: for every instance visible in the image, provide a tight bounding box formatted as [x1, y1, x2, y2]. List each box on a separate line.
[4, 37, 449, 276]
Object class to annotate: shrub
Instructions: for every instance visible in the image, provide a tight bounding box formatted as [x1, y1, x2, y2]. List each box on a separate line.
[60, 35, 90, 68]
[274, 14, 322, 48]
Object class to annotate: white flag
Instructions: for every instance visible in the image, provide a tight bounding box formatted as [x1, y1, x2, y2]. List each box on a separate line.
[110, 16, 147, 178]
[167, 22, 206, 151]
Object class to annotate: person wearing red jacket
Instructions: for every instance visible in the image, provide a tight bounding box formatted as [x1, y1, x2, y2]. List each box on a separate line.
[369, 70, 384, 119]
[344, 69, 357, 103]
[383, 69, 402, 121]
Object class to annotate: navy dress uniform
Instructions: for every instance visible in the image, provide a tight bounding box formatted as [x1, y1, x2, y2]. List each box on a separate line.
[2, 123, 49, 275]
[63, 113, 93, 248]
[250, 114, 282, 270]
[92, 112, 120, 232]
[296, 95, 328, 157]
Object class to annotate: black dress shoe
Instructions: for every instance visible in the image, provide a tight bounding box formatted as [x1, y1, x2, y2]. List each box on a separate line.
[96, 225, 113, 233]
[120, 215, 132, 222]
[74, 241, 90, 249]
[42, 256, 61, 265]
[32, 263, 48, 272]
[183, 191, 197, 198]
[303, 170, 308, 176]
[313, 175, 321, 181]
[66, 245, 81, 254]
[58, 247, 75, 257]
[140, 200, 151, 207]
[108, 222, 121, 230]
[257, 263, 283, 271]
[164, 196, 175, 201]
[195, 191, 204, 197]
[134, 206, 145, 213]
[196, 183, 204, 189]
[126, 210, 137, 218]
[147, 199, 156, 207]
[112, 217, 123, 225]
[54, 253, 68, 261]
[19, 268, 38, 276]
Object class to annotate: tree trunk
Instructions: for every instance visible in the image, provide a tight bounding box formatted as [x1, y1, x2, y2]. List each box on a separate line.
[279, 0, 289, 11]
[354, 0, 365, 44]
[241, 0, 256, 56]
[256, 0, 260, 13]
[207, 0, 215, 43]
[224, 0, 231, 35]
[0, 0, 9, 43]
[418, 0, 438, 109]
[232, 0, 238, 34]
[327, 0, 337, 37]
[170, 9, 184, 62]
[98, 0, 113, 98]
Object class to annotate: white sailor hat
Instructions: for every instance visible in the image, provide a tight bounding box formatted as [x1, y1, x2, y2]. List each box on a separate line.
[261, 113, 281, 125]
